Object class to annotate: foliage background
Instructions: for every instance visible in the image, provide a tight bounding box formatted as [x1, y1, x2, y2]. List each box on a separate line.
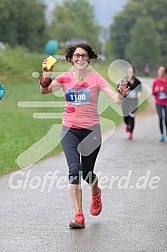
[0, 0, 167, 69]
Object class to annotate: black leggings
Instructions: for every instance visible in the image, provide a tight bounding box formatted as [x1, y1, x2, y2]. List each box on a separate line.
[156, 103, 167, 134]
[124, 115, 135, 133]
[122, 98, 138, 133]
[60, 124, 102, 185]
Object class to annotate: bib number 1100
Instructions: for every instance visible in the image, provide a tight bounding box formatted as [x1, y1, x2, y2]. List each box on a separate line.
[70, 93, 86, 101]
[66, 88, 90, 104]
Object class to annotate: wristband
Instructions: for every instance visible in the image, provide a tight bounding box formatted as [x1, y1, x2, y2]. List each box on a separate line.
[39, 76, 52, 88]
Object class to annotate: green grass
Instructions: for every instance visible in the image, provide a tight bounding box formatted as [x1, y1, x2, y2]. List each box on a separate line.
[0, 82, 63, 174]
[0, 48, 147, 175]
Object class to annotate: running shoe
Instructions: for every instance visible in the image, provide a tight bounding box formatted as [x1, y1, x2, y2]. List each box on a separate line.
[160, 135, 165, 142]
[90, 188, 102, 216]
[69, 212, 85, 229]
[128, 132, 133, 140]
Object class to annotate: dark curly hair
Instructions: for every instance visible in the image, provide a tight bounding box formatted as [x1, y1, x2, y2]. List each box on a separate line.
[65, 43, 98, 62]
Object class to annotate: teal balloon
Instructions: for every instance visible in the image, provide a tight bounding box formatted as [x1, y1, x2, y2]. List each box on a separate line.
[44, 40, 59, 55]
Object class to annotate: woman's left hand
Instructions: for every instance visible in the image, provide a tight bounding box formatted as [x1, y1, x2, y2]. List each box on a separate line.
[117, 78, 129, 97]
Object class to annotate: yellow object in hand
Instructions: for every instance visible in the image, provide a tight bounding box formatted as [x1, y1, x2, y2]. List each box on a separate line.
[42, 55, 57, 70]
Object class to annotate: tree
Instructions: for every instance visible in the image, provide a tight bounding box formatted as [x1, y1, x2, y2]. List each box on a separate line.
[0, 0, 47, 51]
[125, 16, 160, 69]
[108, 0, 167, 65]
[108, 1, 144, 59]
[48, 0, 100, 49]
[140, 0, 167, 64]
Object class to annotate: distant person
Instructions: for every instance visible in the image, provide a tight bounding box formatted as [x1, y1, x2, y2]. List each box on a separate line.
[121, 67, 142, 140]
[0, 82, 5, 100]
[152, 66, 167, 142]
[144, 64, 150, 76]
[40, 43, 129, 229]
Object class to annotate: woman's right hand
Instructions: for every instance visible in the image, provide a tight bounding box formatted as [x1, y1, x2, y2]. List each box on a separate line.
[42, 59, 53, 79]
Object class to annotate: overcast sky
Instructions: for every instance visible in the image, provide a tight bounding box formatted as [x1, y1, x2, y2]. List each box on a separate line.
[44, 0, 128, 27]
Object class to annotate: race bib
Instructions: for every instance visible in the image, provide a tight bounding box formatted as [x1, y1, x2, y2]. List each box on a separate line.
[159, 91, 167, 99]
[66, 88, 90, 105]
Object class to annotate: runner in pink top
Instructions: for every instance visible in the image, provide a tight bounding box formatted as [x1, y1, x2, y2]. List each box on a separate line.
[152, 66, 167, 142]
[40, 43, 128, 229]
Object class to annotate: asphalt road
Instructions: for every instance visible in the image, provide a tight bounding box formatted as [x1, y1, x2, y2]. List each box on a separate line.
[0, 78, 167, 252]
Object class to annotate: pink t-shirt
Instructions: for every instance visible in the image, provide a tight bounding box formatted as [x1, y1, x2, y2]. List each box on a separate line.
[55, 71, 110, 128]
[152, 77, 167, 106]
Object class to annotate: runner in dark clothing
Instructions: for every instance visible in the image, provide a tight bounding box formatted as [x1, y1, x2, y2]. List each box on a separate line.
[121, 67, 142, 140]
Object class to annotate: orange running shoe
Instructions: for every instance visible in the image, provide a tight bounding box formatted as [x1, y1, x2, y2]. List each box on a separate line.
[69, 212, 85, 229]
[90, 188, 102, 216]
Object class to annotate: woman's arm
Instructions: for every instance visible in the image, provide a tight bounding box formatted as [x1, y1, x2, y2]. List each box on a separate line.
[40, 78, 62, 94]
[103, 86, 122, 104]
[103, 79, 129, 104]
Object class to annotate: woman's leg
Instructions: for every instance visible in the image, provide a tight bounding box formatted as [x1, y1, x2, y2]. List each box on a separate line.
[122, 99, 136, 133]
[81, 146, 101, 194]
[60, 126, 83, 214]
[69, 184, 82, 213]
[79, 125, 101, 189]
[124, 115, 130, 126]
[128, 113, 135, 133]
[81, 146, 102, 216]
[156, 103, 163, 134]
[80, 125, 102, 215]
[128, 99, 138, 133]
[122, 100, 130, 127]
[164, 105, 167, 134]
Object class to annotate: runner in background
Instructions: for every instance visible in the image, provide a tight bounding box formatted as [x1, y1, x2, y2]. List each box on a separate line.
[121, 67, 142, 140]
[152, 66, 167, 142]
[144, 64, 150, 76]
